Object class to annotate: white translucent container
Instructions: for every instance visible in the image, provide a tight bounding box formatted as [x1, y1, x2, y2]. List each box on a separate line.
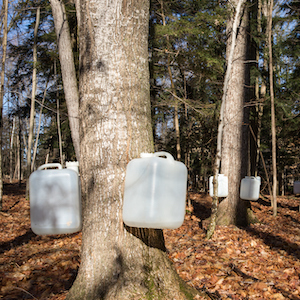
[294, 181, 300, 194]
[209, 174, 228, 197]
[123, 152, 187, 229]
[29, 163, 82, 235]
[66, 161, 79, 174]
[240, 176, 261, 201]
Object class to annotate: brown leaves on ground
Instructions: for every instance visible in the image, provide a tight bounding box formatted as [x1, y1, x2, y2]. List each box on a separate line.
[1, 183, 300, 299]
[165, 193, 300, 299]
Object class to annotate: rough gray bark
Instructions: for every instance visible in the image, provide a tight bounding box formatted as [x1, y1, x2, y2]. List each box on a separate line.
[66, 0, 203, 299]
[216, 0, 253, 226]
[50, 0, 80, 161]
[206, 0, 246, 239]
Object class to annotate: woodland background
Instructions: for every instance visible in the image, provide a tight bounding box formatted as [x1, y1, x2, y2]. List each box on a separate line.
[1, 0, 300, 299]
[0, 0, 300, 194]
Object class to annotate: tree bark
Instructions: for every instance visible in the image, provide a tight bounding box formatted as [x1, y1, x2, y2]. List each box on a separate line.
[50, 0, 80, 161]
[66, 0, 202, 299]
[217, 0, 253, 227]
[26, 7, 40, 197]
[0, 0, 8, 209]
[10, 117, 16, 183]
[267, 0, 277, 216]
[207, 0, 247, 238]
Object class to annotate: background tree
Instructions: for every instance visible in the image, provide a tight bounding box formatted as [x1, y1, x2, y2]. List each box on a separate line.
[0, 0, 8, 209]
[217, 0, 253, 226]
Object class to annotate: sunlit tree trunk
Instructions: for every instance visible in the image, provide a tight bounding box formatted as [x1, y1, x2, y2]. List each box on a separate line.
[32, 81, 48, 170]
[216, 0, 254, 227]
[66, 0, 201, 299]
[50, 0, 80, 161]
[27, 6, 40, 183]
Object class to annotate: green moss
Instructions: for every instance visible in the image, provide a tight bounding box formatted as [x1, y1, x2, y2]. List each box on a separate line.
[179, 281, 195, 300]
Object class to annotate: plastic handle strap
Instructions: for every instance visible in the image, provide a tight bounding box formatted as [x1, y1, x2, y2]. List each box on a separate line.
[38, 163, 62, 170]
[153, 152, 174, 161]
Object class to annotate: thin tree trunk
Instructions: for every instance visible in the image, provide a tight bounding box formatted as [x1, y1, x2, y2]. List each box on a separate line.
[160, 0, 181, 161]
[27, 6, 40, 181]
[10, 117, 16, 183]
[18, 105, 22, 185]
[57, 87, 63, 165]
[0, 0, 8, 209]
[54, 60, 63, 165]
[49, 0, 80, 161]
[268, 0, 277, 216]
[31, 80, 49, 171]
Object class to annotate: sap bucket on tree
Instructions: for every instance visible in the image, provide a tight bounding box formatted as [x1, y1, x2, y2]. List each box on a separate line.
[29, 162, 82, 235]
[122, 151, 187, 229]
[240, 176, 261, 201]
[209, 174, 228, 197]
[294, 181, 300, 194]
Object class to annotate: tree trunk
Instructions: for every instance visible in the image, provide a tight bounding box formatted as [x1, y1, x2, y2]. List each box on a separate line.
[32, 80, 48, 170]
[0, 0, 8, 209]
[267, 0, 277, 216]
[27, 6, 40, 181]
[10, 117, 16, 183]
[66, 0, 202, 299]
[50, 0, 80, 161]
[217, 0, 253, 227]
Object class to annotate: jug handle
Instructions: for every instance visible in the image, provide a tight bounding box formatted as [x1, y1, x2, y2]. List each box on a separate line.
[38, 163, 62, 170]
[154, 152, 174, 161]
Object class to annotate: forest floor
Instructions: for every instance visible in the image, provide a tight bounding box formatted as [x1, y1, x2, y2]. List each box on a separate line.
[1, 182, 300, 300]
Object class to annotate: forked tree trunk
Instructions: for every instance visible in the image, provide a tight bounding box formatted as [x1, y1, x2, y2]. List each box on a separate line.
[216, 0, 254, 226]
[66, 0, 203, 299]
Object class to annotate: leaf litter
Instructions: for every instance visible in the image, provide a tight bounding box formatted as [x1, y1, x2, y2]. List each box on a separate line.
[1, 182, 300, 299]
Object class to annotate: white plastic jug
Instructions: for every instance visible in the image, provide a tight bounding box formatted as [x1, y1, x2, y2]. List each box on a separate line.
[209, 174, 228, 197]
[66, 161, 79, 174]
[240, 176, 261, 201]
[122, 152, 187, 229]
[294, 181, 300, 194]
[29, 163, 82, 235]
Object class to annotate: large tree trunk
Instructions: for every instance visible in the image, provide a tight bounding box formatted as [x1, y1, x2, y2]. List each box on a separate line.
[217, 0, 253, 227]
[50, 0, 80, 161]
[66, 0, 201, 299]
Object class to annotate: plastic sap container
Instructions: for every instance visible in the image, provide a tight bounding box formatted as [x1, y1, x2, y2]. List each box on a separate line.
[65, 161, 79, 174]
[123, 152, 187, 229]
[29, 163, 82, 235]
[209, 174, 228, 197]
[240, 176, 261, 201]
[294, 181, 300, 194]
